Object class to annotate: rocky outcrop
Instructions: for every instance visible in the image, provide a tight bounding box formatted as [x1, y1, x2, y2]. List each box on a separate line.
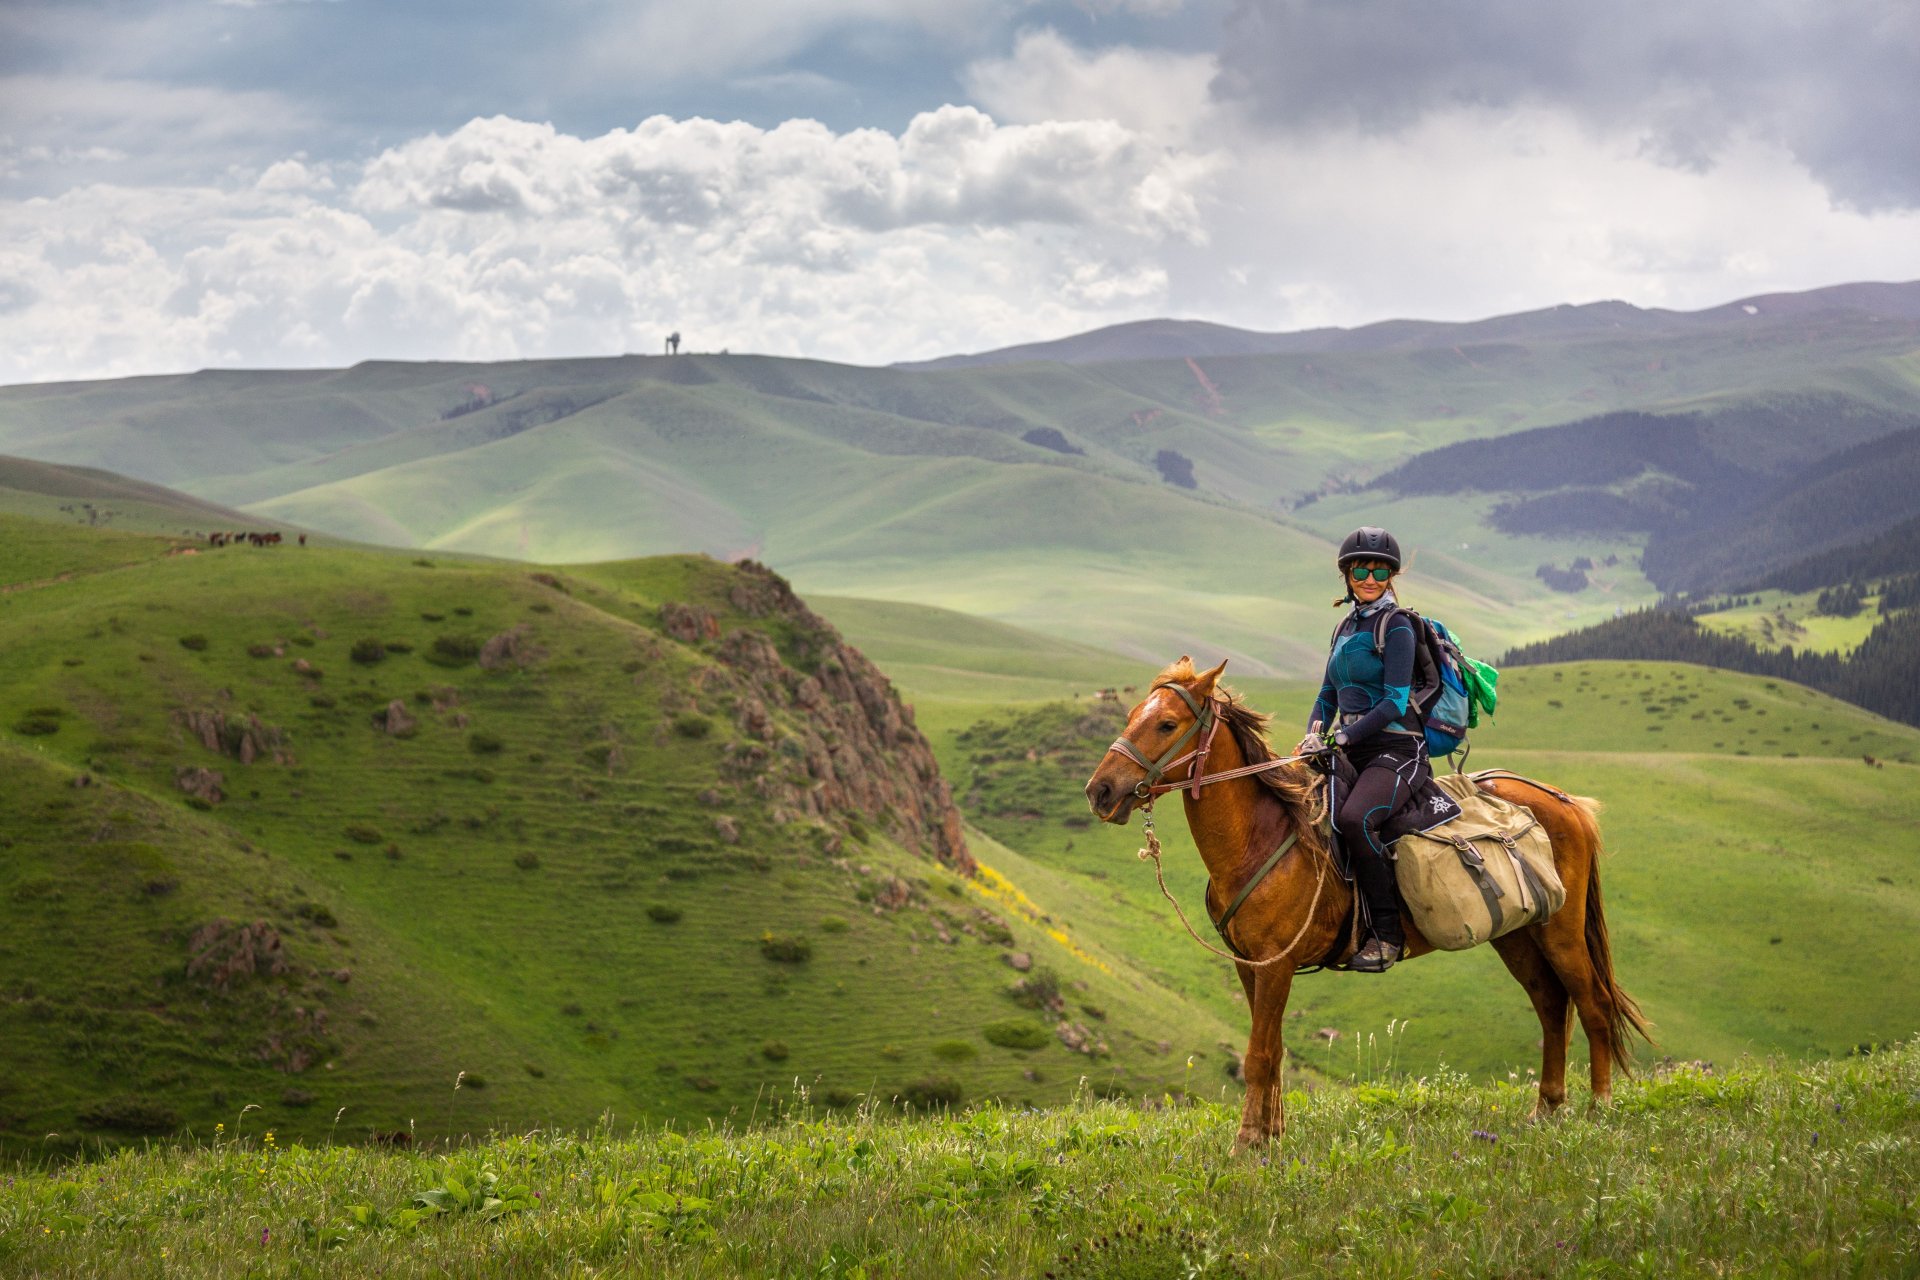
[480, 624, 546, 671]
[174, 708, 292, 764]
[174, 766, 225, 805]
[664, 561, 972, 875]
[660, 602, 721, 644]
[186, 919, 288, 991]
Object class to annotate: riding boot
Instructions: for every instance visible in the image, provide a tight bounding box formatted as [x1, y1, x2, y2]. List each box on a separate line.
[1348, 845, 1405, 971]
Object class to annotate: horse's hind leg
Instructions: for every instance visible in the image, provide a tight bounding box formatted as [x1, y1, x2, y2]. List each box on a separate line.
[1492, 931, 1571, 1117]
[1536, 902, 1620, 1105]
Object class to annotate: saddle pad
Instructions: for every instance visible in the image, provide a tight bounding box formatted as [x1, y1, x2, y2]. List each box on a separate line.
[1392, 773, 1565, 951]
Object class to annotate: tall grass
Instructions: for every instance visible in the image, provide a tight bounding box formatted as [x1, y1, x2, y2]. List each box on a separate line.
[4, 1042, 1915, 1278]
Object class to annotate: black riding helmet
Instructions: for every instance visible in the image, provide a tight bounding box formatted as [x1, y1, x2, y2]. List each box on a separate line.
[1337, 526, 1401, 570]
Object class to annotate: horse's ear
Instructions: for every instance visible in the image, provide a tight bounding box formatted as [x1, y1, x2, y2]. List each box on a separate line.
[1192, 658, 1229, 696]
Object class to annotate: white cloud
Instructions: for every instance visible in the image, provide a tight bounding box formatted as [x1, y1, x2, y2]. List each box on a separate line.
[5, 30, 1920, 386]
[0, 105, 1209, 382]
[963, 27, 1218, 143]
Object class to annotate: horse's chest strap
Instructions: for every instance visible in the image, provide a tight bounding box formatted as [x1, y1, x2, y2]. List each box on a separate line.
[1207, 828, 1300, 955]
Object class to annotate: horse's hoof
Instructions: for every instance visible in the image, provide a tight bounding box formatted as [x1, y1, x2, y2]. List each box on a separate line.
[1233, 1127, 1266, 1151]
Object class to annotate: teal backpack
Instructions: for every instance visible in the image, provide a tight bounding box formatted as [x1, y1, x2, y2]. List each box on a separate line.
[1363, 608, 1500, 759]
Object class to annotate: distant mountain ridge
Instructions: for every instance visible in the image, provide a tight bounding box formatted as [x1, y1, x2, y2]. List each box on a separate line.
[898, 280, 1920, 370]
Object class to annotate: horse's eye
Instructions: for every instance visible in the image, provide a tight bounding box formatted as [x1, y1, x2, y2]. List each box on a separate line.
[1158, 720, 1177, 733]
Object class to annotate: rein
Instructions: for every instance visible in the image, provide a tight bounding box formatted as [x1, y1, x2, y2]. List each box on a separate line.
[1113, 683, 1333, 970]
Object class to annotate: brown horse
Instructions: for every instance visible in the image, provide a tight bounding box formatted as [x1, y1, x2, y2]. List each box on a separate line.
[1083, 656, 1650, 1149]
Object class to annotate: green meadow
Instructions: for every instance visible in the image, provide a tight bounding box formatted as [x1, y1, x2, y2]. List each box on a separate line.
[3, 1043, 1916, 1278]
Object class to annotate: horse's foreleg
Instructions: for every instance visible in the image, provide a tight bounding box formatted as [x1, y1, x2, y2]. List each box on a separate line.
[1235, 963, 1296, 1150]
[1493, 931, 1572, 1118]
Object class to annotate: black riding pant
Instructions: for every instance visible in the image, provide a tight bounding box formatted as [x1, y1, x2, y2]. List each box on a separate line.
[1332, 735, 1429, 944]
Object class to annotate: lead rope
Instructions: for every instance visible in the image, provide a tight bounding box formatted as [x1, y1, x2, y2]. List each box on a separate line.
[1136, 806, 1329, 969]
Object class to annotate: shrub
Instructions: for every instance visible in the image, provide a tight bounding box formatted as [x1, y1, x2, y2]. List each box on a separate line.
[453, 607, 473, 617]
[281, 1088, 317, 1107]
[290, 635, 315, 648]
[247, 643, 277, 658]
[760, 933, 811, 963]
[385, 640, 414, 655]
[818, 916, 849, 934]
[61, 656, 83, 667]
[426, 635, 481, 668]
[672, 713, 713, 739]
[529, 602, 552, 614]
[420, 612, 445, 622]
[983, 1020, 1052, 1050]
[898, 1077, 962, 1111]
[621, 659, 644, 674]
[77, 1096, 179, 1132]
[349, 638, 387, 665]
[1008, 967, 1061, 1010]
[384, 844, 403, 860]
[513, 851, 541, 871]
[821, 1087, 858, 1108]
[413, 559, 435, 568]
[343, 825, 383, 845]
[12, 715, 60, 736]
[647, 904, 683, 924]
[178, 634, 209, 652]
[761, 1040, 790, 1061]
[469, 732, 504, 755]
[309, 693, 337, 709]
[294, 901, 339, 928]
[931, 1039, 977, 1062]
[333, 849, 354, 861]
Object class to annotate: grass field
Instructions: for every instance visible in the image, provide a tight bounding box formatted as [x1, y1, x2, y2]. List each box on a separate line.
[1694, 589, 1886, 656]
[0, 528, 1236, 1154]
[3, 1042, 1916, 1278]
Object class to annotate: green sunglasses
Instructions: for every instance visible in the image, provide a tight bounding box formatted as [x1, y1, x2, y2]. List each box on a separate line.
[1347, 564, 1394, 583]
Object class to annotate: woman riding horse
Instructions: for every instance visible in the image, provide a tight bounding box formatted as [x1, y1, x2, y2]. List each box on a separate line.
[1300, 525, 1443, 973]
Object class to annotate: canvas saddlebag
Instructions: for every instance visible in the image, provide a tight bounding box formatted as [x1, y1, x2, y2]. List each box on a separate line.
[1392, 774, 1565, 951]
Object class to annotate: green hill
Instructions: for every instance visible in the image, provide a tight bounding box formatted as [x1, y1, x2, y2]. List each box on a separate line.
[8, 297, 1920, 675]
[0, 524, 1236, 1155]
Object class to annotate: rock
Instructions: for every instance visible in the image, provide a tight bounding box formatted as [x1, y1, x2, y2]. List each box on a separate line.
[480, 624, 545, 671]
[1055, 1021, 1107, 1056]
[713, 815, 740, 844]
[872, 876, 913, 912]
[1004, 951, 1033, 972]
[175, 708, 293, 764]
[174, 766, 225, 804]
[186, 919, 286, 990]
[381, 700, 416, 737]
[735, 696, 774, 741]
[330, 969, 352, 983]
[659, 602, 721, 644]
[292, 658, 320, 678]
[1315, 1027, 1340, 1042]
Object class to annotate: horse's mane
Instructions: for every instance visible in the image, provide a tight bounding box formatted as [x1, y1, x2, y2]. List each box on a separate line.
[1151, 657, 1327, 824]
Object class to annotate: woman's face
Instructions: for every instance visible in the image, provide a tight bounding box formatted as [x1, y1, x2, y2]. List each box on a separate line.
[1348, 559, 1395, 604]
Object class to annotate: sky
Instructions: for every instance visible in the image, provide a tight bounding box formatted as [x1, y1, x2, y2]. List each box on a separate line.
[3, 0, 1918, 384]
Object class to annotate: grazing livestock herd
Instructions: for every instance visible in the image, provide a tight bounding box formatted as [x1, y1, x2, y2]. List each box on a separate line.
[193, 530, 305, 547]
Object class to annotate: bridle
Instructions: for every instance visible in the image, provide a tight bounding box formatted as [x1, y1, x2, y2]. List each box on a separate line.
[1102, 680, 1321, 813]
[1102, 680, 1220, 805]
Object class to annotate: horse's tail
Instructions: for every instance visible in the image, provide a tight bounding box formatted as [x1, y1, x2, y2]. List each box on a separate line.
[1568, 794, 1654, 1072]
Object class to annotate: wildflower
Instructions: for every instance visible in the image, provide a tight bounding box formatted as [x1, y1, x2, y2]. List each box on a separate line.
[215, 1123, 225, 1134]
[1470, 1129, 1498, 1144]
[261, 1228, 270, 1246]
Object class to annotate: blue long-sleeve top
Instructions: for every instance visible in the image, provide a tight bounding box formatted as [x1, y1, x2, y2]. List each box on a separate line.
[1309, 596, 1419, 746]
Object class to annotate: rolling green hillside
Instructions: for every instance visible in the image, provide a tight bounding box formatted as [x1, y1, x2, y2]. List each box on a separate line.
[0, 455, 267, 538]
[0, 525, 1237, 1154]
[7, 293, 1920, 676]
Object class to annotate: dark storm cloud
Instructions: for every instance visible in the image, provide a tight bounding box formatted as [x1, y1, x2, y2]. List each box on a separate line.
[1211, 0, 1920, 210]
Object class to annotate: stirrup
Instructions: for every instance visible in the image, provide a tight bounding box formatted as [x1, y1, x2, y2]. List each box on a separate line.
[1350, 936, 1403, 973]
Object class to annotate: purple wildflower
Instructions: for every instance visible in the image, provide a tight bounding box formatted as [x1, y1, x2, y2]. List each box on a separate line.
[261, 1227, 270, 1246]
[1470, 1129, 1498, 1144]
